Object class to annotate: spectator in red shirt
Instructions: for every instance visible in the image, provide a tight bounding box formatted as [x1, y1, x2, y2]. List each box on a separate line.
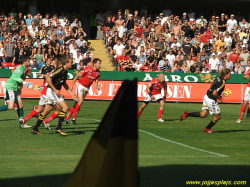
[117, 51, 130, 71]
[229, 49, 240, 65]
[135, 24, 144, 38]
[200, 31, 210, 44]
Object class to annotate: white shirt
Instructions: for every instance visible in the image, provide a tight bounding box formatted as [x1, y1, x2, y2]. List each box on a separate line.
[209, 58, 219, 70]
[0, 47, 4, 57]
[95, 13, 105, 26]
[227, 19, 237, 33]
[134, 62, 143, 71]
[74, 54, 83, 64]
[70, 48, 77, 59]
[170, 42, 181, 50]
[165, 54, 175, 66]
[186, 60, 194, 68]
[225, 60, 234, 68]
[118, 26, 128, 38]
[113, 44, 125, 56]
[224, 36, 232, 47]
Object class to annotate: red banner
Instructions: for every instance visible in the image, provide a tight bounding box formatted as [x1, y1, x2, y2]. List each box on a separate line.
[0, 79, 245, 103]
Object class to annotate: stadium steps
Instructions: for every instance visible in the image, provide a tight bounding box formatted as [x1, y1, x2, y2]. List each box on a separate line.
[88, 40, 114, 71]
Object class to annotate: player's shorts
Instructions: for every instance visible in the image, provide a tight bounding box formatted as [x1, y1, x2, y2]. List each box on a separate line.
[39, 94, 53, 106]
[76, 83, 89, 99]
[4, 89, 21, 102]
[243, 87, 250, 102]
[144, 94, 163, 103]
[202, 94, 220, 115]
[44, 88, 64, 104]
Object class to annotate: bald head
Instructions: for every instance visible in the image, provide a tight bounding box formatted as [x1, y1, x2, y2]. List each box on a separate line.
[158, 73, 165, 83]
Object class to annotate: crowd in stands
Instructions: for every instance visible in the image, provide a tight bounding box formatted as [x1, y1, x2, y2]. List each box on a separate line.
[0, 7, 250, 74]
[102, 7, 250, 73]
[0, 9, 91, 71]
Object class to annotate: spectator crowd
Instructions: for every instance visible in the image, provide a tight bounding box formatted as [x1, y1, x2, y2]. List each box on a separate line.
[0, 9, 92, 71]
[102, 7, 250, 73]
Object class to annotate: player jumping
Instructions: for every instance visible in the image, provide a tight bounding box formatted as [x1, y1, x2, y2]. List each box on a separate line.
[138, 73, 167, 122]
[180, 68, 231, 133]
[64, 58, 101, 125]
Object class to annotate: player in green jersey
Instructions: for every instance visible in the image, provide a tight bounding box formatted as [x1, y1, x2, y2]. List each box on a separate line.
[0, 56, 33, 128]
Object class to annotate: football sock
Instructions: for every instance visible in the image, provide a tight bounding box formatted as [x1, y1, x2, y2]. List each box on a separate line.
[158, 110, 163, 119]
[33, 114, 44, 131]
[57, 111, 66, 130]
[24, 110, 38, 123]
[239, 105, 246, 120]
[189, 112, 201, 117]
[73, 104, 81, 120]
[44, 111, 59, 123]
[0, 105, 8, 111]
[14, 103, 18, 108]
[138, 111, 142, 118]
[206, 119, 217, 129]
[18, 108, 24, 118]
[65, 107, 75, 120]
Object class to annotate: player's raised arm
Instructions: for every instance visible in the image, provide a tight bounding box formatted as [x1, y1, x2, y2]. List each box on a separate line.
[70, 72, 82, 90]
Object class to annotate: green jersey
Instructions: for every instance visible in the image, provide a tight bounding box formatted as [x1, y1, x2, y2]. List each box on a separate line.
[4, 65, 27, 91]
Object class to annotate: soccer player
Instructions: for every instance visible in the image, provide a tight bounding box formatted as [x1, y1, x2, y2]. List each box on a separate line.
[0, 56, 33, 128]
[21, 58, 57, 129]
[180, 68, 232, 133]
[31, 58, 77, 135]
[138, 73, 167, 122]
[64, 58, 102, 124]
[236, 69, 250, 123]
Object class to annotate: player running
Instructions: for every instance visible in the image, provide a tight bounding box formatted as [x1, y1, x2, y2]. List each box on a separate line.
[180, 68, 231, 133]
[64, 58, 101, 125]
[31, 58, 77, 135]
[236, 69, 250, 123]
[0, 56, 33, 128]
[21, 58, 57, 129]
[138, 73, 167, 122]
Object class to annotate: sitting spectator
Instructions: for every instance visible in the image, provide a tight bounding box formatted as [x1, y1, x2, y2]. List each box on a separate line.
[83, 53, 92, 66]
[235, 62, 244, 74]
[201, 65, 211, 73]
[190, 61, 200, 73]
[150, 60, 159, 72]
[133, 58, 143, 71]
[77, 60, 85, 70]
[117, 51, 130, 71]
[219, 61, 227, 73]
[181, 61, 189, 73]
[161, 59, 171, 72]
[138, 51, 147, 65]
[173, 63, 184, 73]
[209, 53, 219, 73]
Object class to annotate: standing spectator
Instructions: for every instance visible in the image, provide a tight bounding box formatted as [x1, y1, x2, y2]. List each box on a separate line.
[181, 37, 192, 60]
[165, 49, 175, 67]
[229, 48, 240, 65]
[89, 12, 97, 39]
[227, 14, 237, 33]
[240, 47, 249, 70]
[96, 9, 105, 28]
[135, 24, 144, 38]
[218, 13, 227, 35]
[209, 53, 219, 73]
[154, 36, 165, 55]
[26, 14, 33, 26]
[126, 14, 134, 31]
[4, 39, 15, 63]
[33, 12, 42, 26]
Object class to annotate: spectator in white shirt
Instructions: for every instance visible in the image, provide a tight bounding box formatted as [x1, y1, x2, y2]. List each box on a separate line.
[209, 53, 220, 73]
[227, 14, 237, 33]
[165, 49, 175, 67]
[225, 56, 234, 68]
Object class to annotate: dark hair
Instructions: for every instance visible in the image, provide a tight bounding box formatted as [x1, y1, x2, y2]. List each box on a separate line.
[221, 68, 231, 78]
[21, 56, 30, 64]
[93, 58, 102, 64]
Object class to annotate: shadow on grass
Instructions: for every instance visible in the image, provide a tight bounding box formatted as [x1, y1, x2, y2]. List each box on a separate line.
[0, 119, 17, 121]
[0, 165, 249, 187]
[187, 129, 250, 133]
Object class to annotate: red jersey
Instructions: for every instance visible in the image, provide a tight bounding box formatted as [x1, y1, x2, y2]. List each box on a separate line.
[149, 78, 167, 95]
[246, 69, 250, 87]
[229, 53, 240, 64]
[78, 67, 101, 88]
[117, 55, 130, 62]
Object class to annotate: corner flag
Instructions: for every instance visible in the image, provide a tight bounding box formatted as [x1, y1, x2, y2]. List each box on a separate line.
[65, 79, 138, 187]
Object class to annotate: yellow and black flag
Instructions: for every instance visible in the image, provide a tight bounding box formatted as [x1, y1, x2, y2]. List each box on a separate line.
[65, 79, 138, 187]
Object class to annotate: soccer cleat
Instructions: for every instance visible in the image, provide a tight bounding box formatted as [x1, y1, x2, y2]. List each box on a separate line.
[31, 130, 42, 135]
[43, 122, 52, 130]
[19, 118, 24, 128]
[236, 119, 242, 123]
[64, 120, 69, 125]
[247, 113, 250, 119]
[180, 111, 189, 121]
[55, 129, 67, 136]
[71, 119, 76, 125]
[157, 118, 164, 122]
[204, 128, 214, 133]
[21, 124, 32, 129]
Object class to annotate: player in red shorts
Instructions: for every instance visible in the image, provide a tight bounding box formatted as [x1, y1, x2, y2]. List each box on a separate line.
[64, 58, 102, 124]
[138, 73, 167, 122]
[237, 69, 250, 123]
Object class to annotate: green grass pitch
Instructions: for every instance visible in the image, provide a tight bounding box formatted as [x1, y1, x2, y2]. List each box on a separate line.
[0, 99, 250, 187]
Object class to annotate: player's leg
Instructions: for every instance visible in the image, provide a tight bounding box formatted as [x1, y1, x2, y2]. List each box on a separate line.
[55, 100, 68, 136]
[0, 89, 15, 111]
[32, 104, 53, 135]
[64, 101, 78, 124]
[138, 93, 152, 119]
[71, 93, 84, 124]
[157, 99, 165, 122]
[43, 105, 62, 130]
[237, 100, 248, 123]
[204, 113, 221, 133]
[23, 105, 44, 123]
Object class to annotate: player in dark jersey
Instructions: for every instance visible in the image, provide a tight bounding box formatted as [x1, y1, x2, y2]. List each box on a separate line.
[31, 58, 77, 135]
[180, 68, 231, 133]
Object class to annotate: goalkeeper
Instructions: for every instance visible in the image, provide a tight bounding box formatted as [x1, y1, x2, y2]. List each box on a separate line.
[0, 56, 33, 128]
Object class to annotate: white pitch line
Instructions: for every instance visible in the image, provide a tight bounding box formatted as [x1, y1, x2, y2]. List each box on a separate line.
[139, 130, 228, 158]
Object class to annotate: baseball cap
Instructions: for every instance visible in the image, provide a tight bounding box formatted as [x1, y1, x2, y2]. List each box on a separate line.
[212, 53, 216, 56]
[159, 13, 163, 16]
[221, 13, 225, 16]
[212, 16, 215, 19]
[183, 12, 186, 15]
[156, 16, 160, 19]
[216, 16, 219, 19]
[118, 9, 122, 12]
[83, 41, 87, 44]
[129, 14, 133, 17]
[201, 16, 204, 18]
[11, 13, 14, 16]
[231, 14, 234, 17]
